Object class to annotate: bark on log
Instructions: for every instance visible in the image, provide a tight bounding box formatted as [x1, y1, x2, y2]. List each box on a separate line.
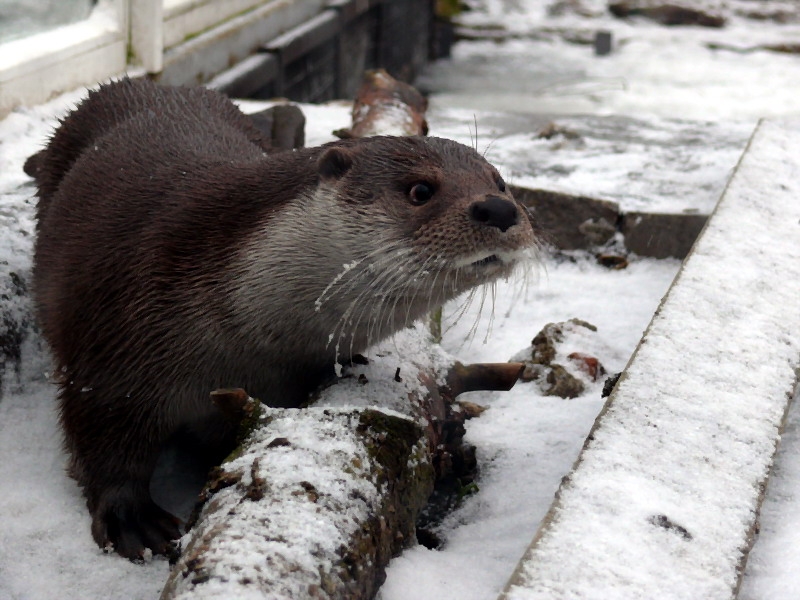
[162, 351, 523, 599]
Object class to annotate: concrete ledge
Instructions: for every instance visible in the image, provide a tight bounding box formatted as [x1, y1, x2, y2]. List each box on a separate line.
[206, 0, 432, 102]
[622, 211, 708, 259]
[158, 0, 326, 87]
[264, 9, 341, 64]
[512, 185, 711, 259]
[511, 186, 620, 251]
[206, 52, 280, 98]
[500, 118, 800, 599]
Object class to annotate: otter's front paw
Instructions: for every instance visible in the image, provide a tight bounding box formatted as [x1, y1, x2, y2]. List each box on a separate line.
[89, 487, 182, 560]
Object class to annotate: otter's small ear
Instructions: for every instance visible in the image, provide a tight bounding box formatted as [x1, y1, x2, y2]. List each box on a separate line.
[318, 147, 354, 182]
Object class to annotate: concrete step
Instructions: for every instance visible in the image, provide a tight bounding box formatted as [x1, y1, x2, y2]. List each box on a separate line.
[499, 117, 800, 600]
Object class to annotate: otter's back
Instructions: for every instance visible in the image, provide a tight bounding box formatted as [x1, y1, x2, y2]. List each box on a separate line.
[27, 78, 271, 223]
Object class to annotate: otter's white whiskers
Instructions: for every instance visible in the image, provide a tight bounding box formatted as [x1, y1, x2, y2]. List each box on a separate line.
[327, 246, 422, 360]
[315, 241, 410, 310]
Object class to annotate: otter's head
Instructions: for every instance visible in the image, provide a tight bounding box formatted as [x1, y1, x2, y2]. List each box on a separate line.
[310, 135, 538, 353]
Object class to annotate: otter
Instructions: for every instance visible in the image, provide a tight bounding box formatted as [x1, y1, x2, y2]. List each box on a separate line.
[28, 78, 536, 559]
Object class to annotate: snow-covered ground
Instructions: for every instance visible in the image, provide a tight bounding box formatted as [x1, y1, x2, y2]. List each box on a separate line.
[499, 117, 800, 600]
[1, 1, 800, 599]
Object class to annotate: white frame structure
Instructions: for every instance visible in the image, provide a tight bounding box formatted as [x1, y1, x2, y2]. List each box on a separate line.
[0, 0, 326, 117]
[0, 0, 128, 115]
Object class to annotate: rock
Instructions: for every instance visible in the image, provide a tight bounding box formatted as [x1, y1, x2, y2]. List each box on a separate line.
[734, 6, 800, 24]
[457, 400, 488, 419]
[520, 362, 548, 382]
[548, 0, 604, 18]
[762, 43, 800, 55]
[567, 352, 606, 381]
[602, 372, 622, 397]
[516, 319, 605, 399]
[0, 267, 32, 392]
[537, 122, 582, 141]
[545, 364, 585, 398]
[608, 1, 726, 27]
[594, 31, 613, 56]
[247, 104, 306, 150]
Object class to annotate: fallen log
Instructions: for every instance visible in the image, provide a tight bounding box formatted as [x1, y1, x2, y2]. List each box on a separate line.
[333, 69, 428, 139]
[161, 405, 430, 600]
[162, 329, 524, 599]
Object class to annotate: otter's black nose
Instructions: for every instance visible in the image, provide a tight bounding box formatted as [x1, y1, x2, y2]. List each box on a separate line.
[470, 196, 519, 232]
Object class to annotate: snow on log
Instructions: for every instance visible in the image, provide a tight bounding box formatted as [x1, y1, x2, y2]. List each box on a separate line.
[162, 328, 523, 599]
[500, 118, 800, 599]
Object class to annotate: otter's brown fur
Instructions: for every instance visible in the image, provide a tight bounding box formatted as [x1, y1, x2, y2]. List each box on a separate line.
[29, 77, 535, 559]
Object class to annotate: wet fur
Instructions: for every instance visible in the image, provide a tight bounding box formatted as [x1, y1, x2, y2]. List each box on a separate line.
[29, 78, 535, 558]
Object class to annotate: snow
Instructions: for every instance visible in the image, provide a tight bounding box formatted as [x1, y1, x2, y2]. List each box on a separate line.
[0, 89, 679, 597]
[500, 117, 800, 599]
[0, 383, 167, 600]
[378, 257, 679, 600]
[429, 0, 800, 122]
[739, 386, 800, 600]
[427, 108, 752, 213]
[1, 1, 800, 598]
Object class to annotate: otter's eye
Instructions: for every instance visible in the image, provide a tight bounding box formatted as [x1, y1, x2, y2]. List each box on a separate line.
[409, 182, 434, 205]
[496, 177, 507, 193]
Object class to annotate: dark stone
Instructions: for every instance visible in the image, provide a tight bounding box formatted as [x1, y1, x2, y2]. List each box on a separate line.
[622, 211, 707, 259]
[520, 362, 547, 382]
[602, 372, 622, 398]
[594, 30, 613, 55]
[521, 319, 602, 398]
[596, 252, 629, 269]
[545, 364, 585, 398]
[537, 122, 581, 140]
[511, 185, 620, 251]
[762, 43, 800, 55]
[0, 267, 32, 392]
[609, 1, 726, 28]
[246, 104, 306, 150]
[736, 6, 800, 24]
